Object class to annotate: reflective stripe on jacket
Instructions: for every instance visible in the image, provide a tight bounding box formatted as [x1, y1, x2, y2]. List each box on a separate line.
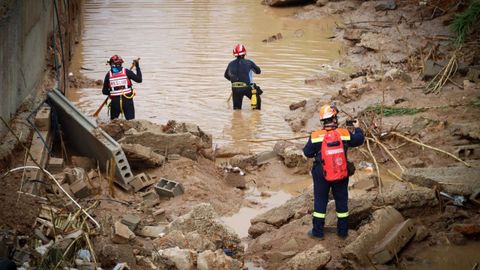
[109, 68, 132, 96]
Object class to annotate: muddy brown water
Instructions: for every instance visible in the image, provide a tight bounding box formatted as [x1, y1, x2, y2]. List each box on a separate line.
[70, 0, 342, 153]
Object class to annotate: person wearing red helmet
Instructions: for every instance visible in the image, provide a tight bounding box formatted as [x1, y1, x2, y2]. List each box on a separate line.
[303, 105, 364, 239]
[224, 44, 262, 110]
[102, 55, 142, 120]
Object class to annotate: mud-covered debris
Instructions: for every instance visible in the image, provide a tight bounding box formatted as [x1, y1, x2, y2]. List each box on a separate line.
[166, 203, 242, 259]
[383, 68, 412, 82]
[375, 0, 396, 11]
[451, 223, 480, 237]
[112, 221, 135, 244]
[248, 222, 277, 238]
[262, 32, 283, 42]
[289, 100, 307, 111]
[153, 247, 196, 269]
[121, 143, 165, 169]
[71, 155, 96, 171]
[280, 244, 331, 270]
[343, 206, 404, 267]
[197, 249, 243, 270]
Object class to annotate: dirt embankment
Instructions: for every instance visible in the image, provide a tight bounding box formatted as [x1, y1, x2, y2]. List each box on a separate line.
[244, 0, 480, 269]
[0, 0, 479, 269]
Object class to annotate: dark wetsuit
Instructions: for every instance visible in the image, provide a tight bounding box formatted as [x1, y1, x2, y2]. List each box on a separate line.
[224, 57, 261, 110]
[102, 65, 142, 120]
[303, 127, 364, 238]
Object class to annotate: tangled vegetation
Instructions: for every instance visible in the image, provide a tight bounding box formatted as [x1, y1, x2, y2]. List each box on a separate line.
[450, 0, 480, 44]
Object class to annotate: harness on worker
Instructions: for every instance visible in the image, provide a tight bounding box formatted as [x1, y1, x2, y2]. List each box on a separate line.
[320, 130, 348, 181]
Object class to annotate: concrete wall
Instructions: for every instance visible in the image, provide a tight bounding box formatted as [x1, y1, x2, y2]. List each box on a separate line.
[0, 0, 53, 137]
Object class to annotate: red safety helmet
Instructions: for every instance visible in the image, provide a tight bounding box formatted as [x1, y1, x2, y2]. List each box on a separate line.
[233, 44, 246, 57]
[108, 55, 124, 66]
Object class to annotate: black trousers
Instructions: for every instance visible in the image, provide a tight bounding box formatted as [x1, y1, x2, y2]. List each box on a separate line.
[311, 164, 349, 237]
[110, 95, 135, 120]
[231, 86, 262, 110]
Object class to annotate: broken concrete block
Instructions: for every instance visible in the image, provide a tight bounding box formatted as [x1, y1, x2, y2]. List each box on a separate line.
[47, 157, 64, 173]
[129, 173, 154, 192]
[343, 206, 404, 266]
[137, 225, 166, 238]
[121, 215, 141, 232]
[370, 219, 416, 264]
[71, 156, 96, 172]
[281, 244, 331, 270]
[34, 106, 51, 131]
[112, 221, 135, 244]
[255, 151, 278, 165]
[224, 172, 246, 189]
[70, 180, 92, 199]
[153, 208, 166, 216]
[121, 143, 165, 169]
[456, 144, 480, 160]
[59, 183, 73, 197]
[64, 167, 86, 185]
[167, 154, 181, 160]
[402, 167, 480, 196]
[39, 206, 60, 221]
[142, 189, 159, 202]
[154, 178, 184, 197]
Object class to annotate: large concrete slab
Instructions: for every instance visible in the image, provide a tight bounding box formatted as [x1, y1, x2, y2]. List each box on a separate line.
[401, 167, 480, 196]
[47, 89, 134, 190]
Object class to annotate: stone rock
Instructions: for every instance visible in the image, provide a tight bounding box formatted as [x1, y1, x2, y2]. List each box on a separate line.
[121, 143, 165, 169]
[224, 172, 246, 189]
[289, 100, 307, 111]
[375, 0, 396, 11]
[343, 28, 365, 42]
[153, 247, 195, 270]
[401, 167, 480, 196]
[154, 230, 188, 250]
[185, 231, 216, 251]
[166, 204, 242, 258]
[197, 249, 242, 270]
[383, 68, 412, 83]
[450, 122, 480, 140]
[251, 192, 313, 228]
[229, 154, 256, 169]
[137, 225, 166, 238]
[117, 120, 212, 160]
[273, 141, 309, 172]
[262, 32, 283, 43]
[121, 215, 141, 232]
[422, 60, 445, 80]
[248, 222, 277, 238]
[281, 244, 331, 270]
[254, 151, 278, 165]
[466, 67, 480, 83]
[64, 167, 86, 185]
[414, 225, 430, 242]
[343, 206, 404, 266]
[112, 221, 135, 244]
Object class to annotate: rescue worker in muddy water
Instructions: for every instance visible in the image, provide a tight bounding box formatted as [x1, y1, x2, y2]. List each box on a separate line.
[102, 55, 142, 120]
[303, 105, 365, 239]
[224, 44, 263, 110]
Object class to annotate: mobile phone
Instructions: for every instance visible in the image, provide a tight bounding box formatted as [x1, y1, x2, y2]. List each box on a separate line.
[346, 120, 356, 126]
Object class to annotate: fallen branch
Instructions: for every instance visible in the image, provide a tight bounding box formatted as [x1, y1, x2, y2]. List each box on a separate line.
[366, 138, 383, 194]
[242, 135, 309, 143]
[391, 132, 471, 167]
[367, 137, 405, 172]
